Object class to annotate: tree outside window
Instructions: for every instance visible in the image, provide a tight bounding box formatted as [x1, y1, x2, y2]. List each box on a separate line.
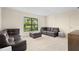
[24, 17, 38, 32]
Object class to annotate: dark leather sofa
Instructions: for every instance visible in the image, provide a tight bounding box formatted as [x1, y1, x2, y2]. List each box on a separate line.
[0, 29, 26, 51]
[41, 27, 59, 37]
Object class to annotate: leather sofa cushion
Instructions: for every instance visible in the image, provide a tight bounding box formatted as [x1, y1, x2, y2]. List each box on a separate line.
[41, 27, 48, 31]
[42, 31, 47, 33]
[0, 30, 10, 44]
[51, 28, 54, 32]
[53, 28, 59, 32]
[47, 27, 51, 31]
[47, 31, 55, 34]
[0, 34, 6, 43]
[7, 29, 19, 36]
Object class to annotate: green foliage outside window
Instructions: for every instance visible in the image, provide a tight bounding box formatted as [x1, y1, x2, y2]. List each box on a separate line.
[24, 17, 38, 32]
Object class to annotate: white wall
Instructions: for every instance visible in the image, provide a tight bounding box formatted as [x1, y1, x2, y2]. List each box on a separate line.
[2, 8, 46, 35]
[2, 8, 79, 36]
[0, 8, 2, 30]
[69, 10, 79, 32]
[46, 10, 79, 35]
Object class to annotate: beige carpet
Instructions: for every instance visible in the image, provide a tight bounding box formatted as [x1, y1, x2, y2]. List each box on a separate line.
[25, 35, 68, 51]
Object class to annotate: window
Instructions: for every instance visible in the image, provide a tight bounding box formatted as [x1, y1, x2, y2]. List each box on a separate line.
[24, 17, 38, 32]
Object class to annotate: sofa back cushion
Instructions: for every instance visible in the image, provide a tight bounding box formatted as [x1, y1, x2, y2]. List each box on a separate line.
[41, 27, 59, 33]
[51, 28, 54, 32]
[41, 27, 48, 31]
[53, 28, 59, 32]
[47, 27, 51, 31]
[7, 29, 19, 36]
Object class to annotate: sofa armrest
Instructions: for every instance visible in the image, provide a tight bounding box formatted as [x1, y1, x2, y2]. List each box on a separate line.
[12, 40, 26, 51]
[0, 46, 12, 51]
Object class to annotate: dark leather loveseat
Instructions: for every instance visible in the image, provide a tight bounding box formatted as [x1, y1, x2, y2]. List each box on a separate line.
[41, 27, 60, 37]
[0, 29, 26, 51]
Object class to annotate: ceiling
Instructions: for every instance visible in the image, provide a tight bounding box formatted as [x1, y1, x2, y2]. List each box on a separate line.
[10, 7, 78, 16]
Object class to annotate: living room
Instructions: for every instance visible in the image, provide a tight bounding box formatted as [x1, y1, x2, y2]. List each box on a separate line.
[0, 7, 79, 51]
